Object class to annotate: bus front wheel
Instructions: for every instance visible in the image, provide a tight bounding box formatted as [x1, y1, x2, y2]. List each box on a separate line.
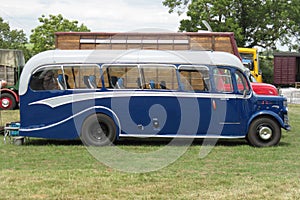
[81, 113, 116, 146]
[247, 117, 281, 147]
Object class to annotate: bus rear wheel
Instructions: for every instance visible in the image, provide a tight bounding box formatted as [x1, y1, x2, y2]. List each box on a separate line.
[0, 93, 16, 110]
[81, 113, 116, 146]
[247, 117, 281, 147]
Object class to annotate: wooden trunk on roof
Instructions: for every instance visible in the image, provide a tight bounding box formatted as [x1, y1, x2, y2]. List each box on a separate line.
[55, 32, 240, 58]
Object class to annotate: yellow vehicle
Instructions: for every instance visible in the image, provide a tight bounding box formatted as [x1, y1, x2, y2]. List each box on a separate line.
[238, 47, 263, 83]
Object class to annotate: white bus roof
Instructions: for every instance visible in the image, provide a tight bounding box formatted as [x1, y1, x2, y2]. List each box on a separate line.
[19, 49, 245, 95]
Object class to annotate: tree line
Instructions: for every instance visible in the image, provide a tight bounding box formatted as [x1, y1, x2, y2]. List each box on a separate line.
[163, 0, 300, 50]
[0, 14, 89, 61]
[1, 1, 299, 60]
[1, 1, 298, 84]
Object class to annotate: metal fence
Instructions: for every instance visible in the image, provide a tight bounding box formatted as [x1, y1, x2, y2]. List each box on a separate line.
[280, 88, 300, 104]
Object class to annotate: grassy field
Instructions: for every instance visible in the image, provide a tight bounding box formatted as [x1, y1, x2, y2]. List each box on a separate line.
[0, 105, 300, 199]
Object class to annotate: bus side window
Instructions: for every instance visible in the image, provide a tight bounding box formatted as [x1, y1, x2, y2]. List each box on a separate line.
[102, 65, 140, 89]
[235, 70, 250, 94]
[213, 68, 233, 93]
[179, 67, 210, 92]
[30, 67, 61, 91]
[142, 65, 178, 90]
[63, 65, 101, 89]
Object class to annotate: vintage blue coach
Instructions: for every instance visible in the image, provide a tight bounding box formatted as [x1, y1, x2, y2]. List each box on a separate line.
[19, 50, 290, 147]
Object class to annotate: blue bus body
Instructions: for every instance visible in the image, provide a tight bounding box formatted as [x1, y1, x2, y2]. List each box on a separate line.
[19, 50, 290, 147]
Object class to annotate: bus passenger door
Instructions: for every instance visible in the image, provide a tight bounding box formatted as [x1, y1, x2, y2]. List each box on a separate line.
[178, 66, 213, 136]
[210, 68, 244, 136]
[210, 96, 242, 136]
[105, 64, 182, 136]
[131, 65, 181, 136]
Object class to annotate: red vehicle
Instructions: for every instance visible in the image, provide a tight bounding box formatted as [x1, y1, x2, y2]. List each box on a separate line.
[249, 74, 278, 95]
[216, 70, 278, 96]
[0, 49, 24, 110]
[251, 82, 278, 96]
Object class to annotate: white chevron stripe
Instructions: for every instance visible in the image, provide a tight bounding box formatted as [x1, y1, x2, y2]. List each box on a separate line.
[29, 90, 250, 108]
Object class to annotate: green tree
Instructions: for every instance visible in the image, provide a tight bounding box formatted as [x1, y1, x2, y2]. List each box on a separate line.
[163, 0, 298, 50]
[260, 56, 274, 84]
[30, 14, 90, 55]
[283, 0, 300, 51]
[0, 17, 30, 60]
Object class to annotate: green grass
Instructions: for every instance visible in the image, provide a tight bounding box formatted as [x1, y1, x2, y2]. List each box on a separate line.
[0, 110, 20, 126]
[0, 105, 300, 199]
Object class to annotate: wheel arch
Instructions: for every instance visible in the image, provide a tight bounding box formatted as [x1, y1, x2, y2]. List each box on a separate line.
[246, 111, 283, 134]
[81, 106, 121, 139]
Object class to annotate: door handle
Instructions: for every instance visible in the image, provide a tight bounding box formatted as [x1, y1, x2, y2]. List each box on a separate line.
[212, 100, 217, 110]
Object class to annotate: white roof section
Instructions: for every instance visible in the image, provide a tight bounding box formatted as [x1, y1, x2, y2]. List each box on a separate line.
[19, 49, 244, 95]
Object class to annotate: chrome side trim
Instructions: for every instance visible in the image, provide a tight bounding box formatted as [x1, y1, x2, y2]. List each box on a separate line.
[29, 91, 250, 108]
[119, 134, 245, 139]
[219, 122, 241, 125]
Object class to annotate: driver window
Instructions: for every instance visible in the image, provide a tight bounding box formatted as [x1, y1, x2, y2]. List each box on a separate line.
[235, 70, 250, 94]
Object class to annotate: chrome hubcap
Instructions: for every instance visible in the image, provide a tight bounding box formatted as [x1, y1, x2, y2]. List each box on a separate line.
[258, 126, 272, 140]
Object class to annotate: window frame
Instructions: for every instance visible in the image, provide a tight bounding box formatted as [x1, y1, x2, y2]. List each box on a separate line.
[233, 69, 251, 95]
[30, 64, 63, 91]
[212, 67, 235, 93]
[61, 64, 101, 90]
[29, 64, 101, 91]
[178, 65, 210, 92]
[101, 64, 141, 90]
[139, 64, 178, 91]
[101, 64, 178, 90]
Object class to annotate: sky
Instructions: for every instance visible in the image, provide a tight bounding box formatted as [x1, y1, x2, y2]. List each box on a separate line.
[0, 0, 187, 37]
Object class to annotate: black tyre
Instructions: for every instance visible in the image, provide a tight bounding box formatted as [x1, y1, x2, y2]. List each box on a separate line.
[0, 93, 16, 110]
[81, 113, 116, 146]
[247, 117, 281, 147]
